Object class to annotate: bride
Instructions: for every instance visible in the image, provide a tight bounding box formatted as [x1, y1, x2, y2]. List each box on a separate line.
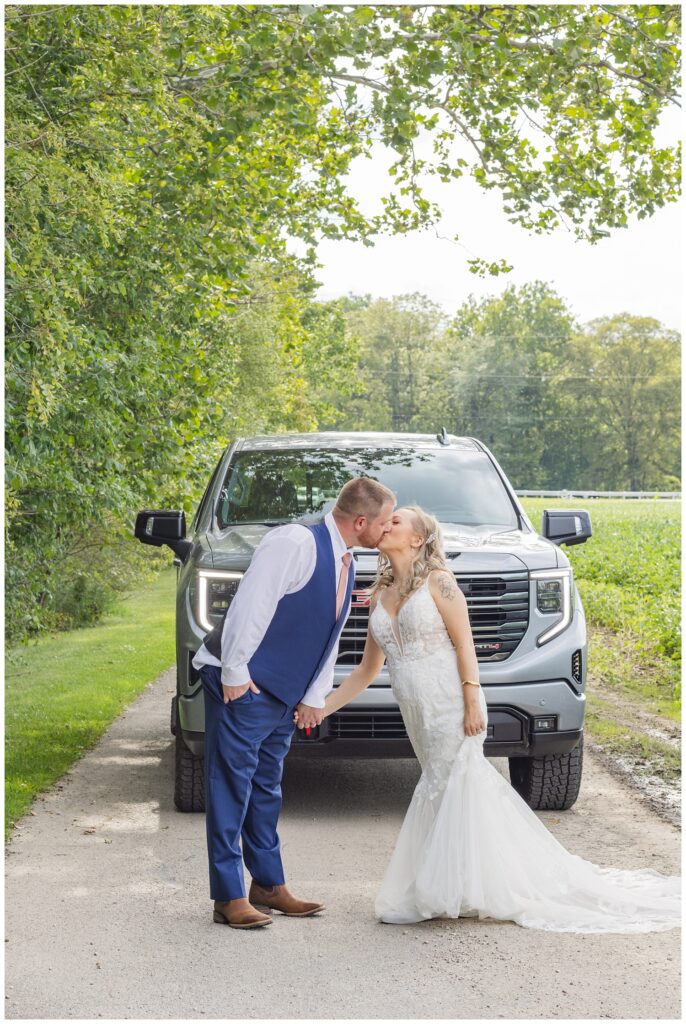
[316, 505, 680, 932]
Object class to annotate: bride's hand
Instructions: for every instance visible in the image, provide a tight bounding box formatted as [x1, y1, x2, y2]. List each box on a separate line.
[463, 699, 487, 737]
[293, 707, 331, 725]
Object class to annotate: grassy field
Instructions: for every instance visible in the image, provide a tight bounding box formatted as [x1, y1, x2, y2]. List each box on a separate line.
[521, 497, 681, 806]
[5, 568, 176, 839]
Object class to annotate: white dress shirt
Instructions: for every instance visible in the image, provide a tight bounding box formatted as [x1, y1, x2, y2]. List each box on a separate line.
[191, 511, 352, 708]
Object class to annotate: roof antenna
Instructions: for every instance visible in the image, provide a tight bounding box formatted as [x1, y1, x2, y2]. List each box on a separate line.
[436, 427, 450, 446]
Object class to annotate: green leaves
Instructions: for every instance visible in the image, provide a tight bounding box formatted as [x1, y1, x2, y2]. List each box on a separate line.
[4, 4, 682, 640]
[4, 4, 366, 640]
[353, 6, 375, 26]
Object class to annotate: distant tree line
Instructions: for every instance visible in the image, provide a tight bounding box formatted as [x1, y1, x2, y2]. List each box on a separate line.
[321, 285, 680, 493]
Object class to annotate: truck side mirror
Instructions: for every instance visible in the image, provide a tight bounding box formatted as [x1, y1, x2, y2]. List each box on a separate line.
[542, 509, 592, 547]
[135, 509, 193, 561]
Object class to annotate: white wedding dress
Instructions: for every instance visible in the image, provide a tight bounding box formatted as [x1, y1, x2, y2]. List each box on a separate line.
[369, 577, 681, 932]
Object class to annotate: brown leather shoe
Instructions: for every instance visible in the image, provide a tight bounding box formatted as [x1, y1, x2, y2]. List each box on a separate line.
[213, 897, 272, 929]
[248, 881, 325, 917]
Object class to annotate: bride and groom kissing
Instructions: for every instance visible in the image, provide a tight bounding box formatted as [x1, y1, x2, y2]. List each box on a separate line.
[193, 477, 680, 932]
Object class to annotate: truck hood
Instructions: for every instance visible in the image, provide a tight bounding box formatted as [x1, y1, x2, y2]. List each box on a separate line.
[204, 521, 561, 573]
[440, 522, 559, 571]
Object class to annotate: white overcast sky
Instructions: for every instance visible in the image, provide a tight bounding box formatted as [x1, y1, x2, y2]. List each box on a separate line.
[308, 107, 682, 331]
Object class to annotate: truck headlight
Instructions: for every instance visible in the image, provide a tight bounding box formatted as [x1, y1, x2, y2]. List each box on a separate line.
[196, 570, 243, 632]
[531, 569, 572, 646]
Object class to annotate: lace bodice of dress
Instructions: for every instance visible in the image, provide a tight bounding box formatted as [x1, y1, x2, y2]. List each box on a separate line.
[369, 576, 456, 667]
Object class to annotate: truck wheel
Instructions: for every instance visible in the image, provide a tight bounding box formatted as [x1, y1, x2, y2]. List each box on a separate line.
[174, 730, 205, 812]
[508, 735, 584, 811]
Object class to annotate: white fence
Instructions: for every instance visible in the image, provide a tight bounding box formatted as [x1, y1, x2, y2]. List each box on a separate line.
[515, 490, 681, 500]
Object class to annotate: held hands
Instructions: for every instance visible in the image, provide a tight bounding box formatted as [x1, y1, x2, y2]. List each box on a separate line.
[293, 703, 325, 730]
[222, 680, 261, 703]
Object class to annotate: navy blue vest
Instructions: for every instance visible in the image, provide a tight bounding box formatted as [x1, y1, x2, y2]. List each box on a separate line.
[203, 521, 355, 707]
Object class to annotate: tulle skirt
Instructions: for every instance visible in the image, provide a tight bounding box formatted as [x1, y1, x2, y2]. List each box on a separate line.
[375, 734, 681, 933]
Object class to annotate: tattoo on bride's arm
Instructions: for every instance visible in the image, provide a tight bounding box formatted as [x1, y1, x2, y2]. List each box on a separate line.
[438, 573, 459, 601]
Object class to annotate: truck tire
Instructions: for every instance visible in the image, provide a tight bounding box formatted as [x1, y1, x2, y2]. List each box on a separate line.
[508, 734, 584, 811]
[174, 730, 205, 812]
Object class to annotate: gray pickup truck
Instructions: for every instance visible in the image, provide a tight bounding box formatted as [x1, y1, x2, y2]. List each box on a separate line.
[136, 431, 592, 814]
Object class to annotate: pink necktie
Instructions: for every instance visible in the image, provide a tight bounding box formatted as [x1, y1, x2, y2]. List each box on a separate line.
[335, 552, 353, 620]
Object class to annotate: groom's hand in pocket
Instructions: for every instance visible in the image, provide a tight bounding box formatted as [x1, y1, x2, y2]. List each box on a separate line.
[222, 680, 261, 704]
[294, 703, 324, 730]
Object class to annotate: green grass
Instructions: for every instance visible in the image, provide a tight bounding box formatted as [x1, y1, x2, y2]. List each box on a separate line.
[585, 700, 680, 782]
[5, 568, 176, 839]
[522, 498, 681, 784]
[586, 629, 681, 722]
[521, 497, 681, 710]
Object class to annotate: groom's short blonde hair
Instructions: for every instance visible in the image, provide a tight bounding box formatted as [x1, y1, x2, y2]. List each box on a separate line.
[334, 477, 396, 520]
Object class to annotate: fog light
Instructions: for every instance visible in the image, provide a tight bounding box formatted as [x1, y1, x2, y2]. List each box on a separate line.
[533, 716, 557, 731]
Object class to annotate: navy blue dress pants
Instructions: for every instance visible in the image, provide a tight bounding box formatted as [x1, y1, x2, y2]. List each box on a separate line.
[200, 664, 296, 901]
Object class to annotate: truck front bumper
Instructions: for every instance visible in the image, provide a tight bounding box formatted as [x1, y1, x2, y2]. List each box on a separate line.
[289, 682, 584, 759]
[179, 677, 586, 759]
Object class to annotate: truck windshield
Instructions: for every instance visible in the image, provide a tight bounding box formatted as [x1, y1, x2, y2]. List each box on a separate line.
[216, 447, 518, 529]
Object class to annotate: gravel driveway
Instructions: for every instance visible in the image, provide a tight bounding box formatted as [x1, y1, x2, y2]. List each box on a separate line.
[5, 668, 681, 1019]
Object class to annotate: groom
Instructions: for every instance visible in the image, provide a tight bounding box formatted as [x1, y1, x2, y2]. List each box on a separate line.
[193, 477, 396, 928]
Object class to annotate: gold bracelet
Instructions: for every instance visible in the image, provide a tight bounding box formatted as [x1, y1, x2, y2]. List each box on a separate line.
[462, 679, 481, 687]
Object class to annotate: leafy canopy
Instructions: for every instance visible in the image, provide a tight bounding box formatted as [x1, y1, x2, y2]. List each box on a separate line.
[4, 4, 681, 639]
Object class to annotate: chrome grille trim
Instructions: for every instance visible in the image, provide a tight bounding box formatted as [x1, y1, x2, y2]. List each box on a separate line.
[339, 570, 529, 665]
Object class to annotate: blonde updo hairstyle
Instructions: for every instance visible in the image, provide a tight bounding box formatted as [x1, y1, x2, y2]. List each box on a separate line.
[370, 505, 448, 600]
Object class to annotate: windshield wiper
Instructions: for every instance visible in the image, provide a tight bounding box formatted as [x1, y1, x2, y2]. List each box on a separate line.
[224, 520, 288, 527]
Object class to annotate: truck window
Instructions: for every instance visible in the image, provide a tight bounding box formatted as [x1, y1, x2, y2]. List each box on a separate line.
[216, 447, 518, 530]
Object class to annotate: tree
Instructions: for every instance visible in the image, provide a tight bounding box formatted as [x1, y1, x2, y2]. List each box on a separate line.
[7, 5, 680, 270]
[567, 315, 680, 489]
[437, 283, 579, 486]
[5, 5, 681, 637]
[331, 295, 448, 432]
[162, 3, 681, 262]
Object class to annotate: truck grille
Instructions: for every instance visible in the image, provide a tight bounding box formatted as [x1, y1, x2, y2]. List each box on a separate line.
[328, 707, 407, 739]
[339, 571, 529, 665]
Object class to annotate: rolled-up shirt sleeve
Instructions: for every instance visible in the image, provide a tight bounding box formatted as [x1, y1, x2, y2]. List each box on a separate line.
[219, 528, 314, 688]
